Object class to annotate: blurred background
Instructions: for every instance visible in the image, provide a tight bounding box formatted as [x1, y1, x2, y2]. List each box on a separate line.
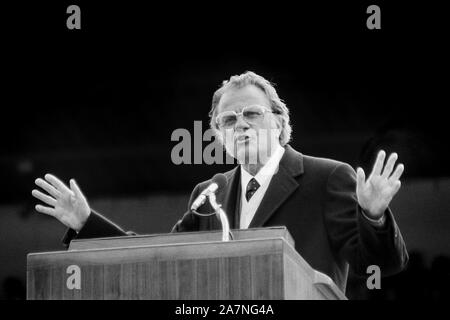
[1, 1, 449, 300]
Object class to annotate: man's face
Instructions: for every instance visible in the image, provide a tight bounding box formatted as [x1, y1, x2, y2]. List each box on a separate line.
[216, 84, 281, 165]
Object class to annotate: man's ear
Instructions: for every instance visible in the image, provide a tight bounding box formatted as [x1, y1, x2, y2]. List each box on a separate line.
[273, 116, 282, 131]
[275, 118, 283, 139]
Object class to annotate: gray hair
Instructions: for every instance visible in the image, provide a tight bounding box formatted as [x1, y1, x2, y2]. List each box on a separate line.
[209, 71, 292, 146]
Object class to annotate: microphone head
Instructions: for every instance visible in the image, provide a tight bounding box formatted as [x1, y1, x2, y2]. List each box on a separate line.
[211, 173, 228, 192]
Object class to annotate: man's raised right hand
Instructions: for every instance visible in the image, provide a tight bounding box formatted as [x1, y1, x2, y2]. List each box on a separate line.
[32, 174, 91, 232]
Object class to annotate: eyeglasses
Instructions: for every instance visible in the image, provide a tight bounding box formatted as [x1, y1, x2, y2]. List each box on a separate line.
[215, 105, 276, 129]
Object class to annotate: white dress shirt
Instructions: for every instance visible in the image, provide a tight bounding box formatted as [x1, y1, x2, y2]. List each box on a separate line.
[239, 144, 285, 229]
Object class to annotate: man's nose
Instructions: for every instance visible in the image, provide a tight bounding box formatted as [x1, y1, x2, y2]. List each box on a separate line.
[234, 114, 250, 131]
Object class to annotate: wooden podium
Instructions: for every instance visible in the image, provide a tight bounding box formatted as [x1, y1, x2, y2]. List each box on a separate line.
[27, 227, 346, 300]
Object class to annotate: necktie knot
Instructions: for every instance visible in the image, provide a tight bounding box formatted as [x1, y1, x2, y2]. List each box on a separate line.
[245, 177, 260, 202]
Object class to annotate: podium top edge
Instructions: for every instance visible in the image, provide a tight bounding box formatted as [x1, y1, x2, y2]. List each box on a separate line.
[27, 236, 290, 257]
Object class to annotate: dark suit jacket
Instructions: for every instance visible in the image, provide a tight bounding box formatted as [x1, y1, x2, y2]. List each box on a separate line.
[63, 145, 408, 293]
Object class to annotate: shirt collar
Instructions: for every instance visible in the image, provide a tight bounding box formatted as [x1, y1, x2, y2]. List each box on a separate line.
[240, 144, 285, 188]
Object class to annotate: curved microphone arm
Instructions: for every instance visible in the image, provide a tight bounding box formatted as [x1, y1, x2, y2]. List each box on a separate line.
[207, 192, 231, 242]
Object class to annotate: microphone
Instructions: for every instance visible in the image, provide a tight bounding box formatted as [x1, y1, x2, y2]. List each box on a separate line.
[191, 173, 228, 211]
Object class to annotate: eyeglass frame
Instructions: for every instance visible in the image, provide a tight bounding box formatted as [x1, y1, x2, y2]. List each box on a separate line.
[215, 105, 279, 129]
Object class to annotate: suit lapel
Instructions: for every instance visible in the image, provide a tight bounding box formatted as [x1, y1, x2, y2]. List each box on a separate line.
[249, 145, 304, 228]
[217, 166, 241, 229]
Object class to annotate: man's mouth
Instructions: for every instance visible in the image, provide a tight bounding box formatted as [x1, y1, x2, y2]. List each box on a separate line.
[235, 135, 251, 144]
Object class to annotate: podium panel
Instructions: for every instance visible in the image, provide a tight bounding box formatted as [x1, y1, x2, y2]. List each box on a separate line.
[27, 227, 346, 300]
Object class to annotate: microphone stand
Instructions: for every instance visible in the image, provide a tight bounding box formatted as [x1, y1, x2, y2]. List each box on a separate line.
[190, 190, 233, 242]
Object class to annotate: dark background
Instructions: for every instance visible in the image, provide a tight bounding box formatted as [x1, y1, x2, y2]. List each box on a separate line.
[1, 1, 449, 300]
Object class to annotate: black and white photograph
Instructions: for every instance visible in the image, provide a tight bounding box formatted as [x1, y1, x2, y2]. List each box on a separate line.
[1, 1, 449, 308]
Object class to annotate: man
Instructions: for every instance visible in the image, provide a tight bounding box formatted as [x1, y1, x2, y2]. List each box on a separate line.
[32, 71, 408, 293]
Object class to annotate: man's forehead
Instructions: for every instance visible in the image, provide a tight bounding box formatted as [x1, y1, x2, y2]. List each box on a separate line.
[217, 85, 270, 112]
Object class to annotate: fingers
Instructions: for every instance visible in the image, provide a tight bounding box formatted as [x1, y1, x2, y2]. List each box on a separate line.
[70, 179, 85, 200]
[31, 189, 57, 207]
[370, 150, 386, 178]
[356, 167, 366, 187]
[389, 163, 405, 182]
[381, 153, 398, 178]
[35, 178, 61, 198]
[44, 174, 73, 195]
[35, 204, 57, 217]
